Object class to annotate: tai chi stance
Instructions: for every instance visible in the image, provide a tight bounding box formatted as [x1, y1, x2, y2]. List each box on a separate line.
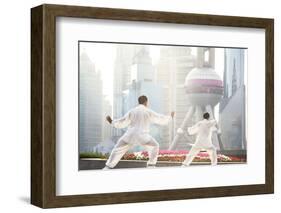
[181, 112, 218, 167]
[104, 95, 175, 169]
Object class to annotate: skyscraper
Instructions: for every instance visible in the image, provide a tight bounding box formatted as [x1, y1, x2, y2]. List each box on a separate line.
[102, 97, 113, 142]
[79, 51, 103, 152]
[123, 47, 164, 149]
[219, 49, 246, 151]
[112, 45, 142, 137]
[156, 46, 196, 149]
[231, 59, 237, 96]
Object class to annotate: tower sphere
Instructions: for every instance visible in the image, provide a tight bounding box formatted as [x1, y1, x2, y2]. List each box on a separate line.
[184, 67, 223, 106]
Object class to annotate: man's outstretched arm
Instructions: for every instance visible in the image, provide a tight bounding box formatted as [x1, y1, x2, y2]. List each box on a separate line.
[149, 109, 175, 125]
[187, 123, 200, 135]
[106, 112, 131, 129]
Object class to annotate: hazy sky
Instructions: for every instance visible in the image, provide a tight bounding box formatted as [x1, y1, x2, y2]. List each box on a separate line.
[79, 42, 225, 108]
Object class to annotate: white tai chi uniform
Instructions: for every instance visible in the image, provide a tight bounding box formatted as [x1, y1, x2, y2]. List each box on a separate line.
[105, 105, 172, 168]
[182, 119, 218, 166]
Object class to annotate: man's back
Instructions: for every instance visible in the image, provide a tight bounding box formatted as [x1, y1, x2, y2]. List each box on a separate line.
[112, 104, 171, 134]
[128, 105, 151, 133]
[188, 119, 217, 148]
[197, 119, 216, 137]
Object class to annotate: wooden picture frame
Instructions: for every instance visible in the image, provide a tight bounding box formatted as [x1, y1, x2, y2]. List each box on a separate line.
[31, 4, 274, 208]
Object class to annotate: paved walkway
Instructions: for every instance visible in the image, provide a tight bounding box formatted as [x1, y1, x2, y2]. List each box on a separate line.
[79, 158, 245, 170]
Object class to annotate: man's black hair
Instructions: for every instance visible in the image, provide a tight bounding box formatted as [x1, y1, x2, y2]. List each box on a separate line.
[138, 95, 148, 105]
[203, 112, 210, 120]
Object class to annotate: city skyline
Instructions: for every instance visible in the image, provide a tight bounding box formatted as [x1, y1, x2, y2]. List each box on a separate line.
[79, 42, 228, 109]
[79, 42, 247, 154]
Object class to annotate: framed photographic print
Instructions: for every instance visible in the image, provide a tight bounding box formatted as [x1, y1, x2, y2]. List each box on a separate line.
[31, 4, 274, 208]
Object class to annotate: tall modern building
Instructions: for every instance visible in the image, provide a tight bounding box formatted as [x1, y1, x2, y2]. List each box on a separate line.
[156, 47, 196, 149]
[219, 49, 246, 151]
[123, 47, 164, 149]
[79, 51, 103, 152]
[112, 45, 142, 137]
[102, 97, 113, 142]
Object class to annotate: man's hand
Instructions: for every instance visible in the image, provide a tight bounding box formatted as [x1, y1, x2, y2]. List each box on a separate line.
[171, 111, 175, 118]
[177, 128, 184, 134]
[106, 115, 113, 124]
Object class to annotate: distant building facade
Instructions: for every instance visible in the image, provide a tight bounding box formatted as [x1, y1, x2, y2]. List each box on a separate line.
[79, 51, 103, 152]
[219, 49, 246, 150]
[156, 47, 196, 149]
[112, 45, 142, 137]
[102, 98, 113, 142]
[123, 47, 164, 149]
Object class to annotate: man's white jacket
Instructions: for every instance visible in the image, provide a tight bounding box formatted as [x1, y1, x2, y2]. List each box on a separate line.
[187, 119, 217, 148]
[112, 105, 172, 144]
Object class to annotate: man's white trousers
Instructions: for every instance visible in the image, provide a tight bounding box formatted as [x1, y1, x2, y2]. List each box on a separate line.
[182, 146, 217, 166]
[105, 138, 159, 168]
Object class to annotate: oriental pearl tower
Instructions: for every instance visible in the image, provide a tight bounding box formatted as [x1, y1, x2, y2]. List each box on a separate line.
[169, 48, 224, 150]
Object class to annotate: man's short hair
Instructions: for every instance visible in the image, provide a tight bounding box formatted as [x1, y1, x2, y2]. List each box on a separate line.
[203, 112, 210, 119]
[138, 95, 148, 105]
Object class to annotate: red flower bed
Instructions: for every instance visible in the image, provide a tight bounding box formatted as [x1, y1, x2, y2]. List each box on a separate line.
[122, 150, 246, 163]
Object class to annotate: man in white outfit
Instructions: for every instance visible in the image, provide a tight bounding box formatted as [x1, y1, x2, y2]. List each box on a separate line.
[104, 95, 175, 169]
[181, 112, 218, 167]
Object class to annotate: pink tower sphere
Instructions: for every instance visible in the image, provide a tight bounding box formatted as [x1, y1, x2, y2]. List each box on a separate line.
[184, 67, 224, 106]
